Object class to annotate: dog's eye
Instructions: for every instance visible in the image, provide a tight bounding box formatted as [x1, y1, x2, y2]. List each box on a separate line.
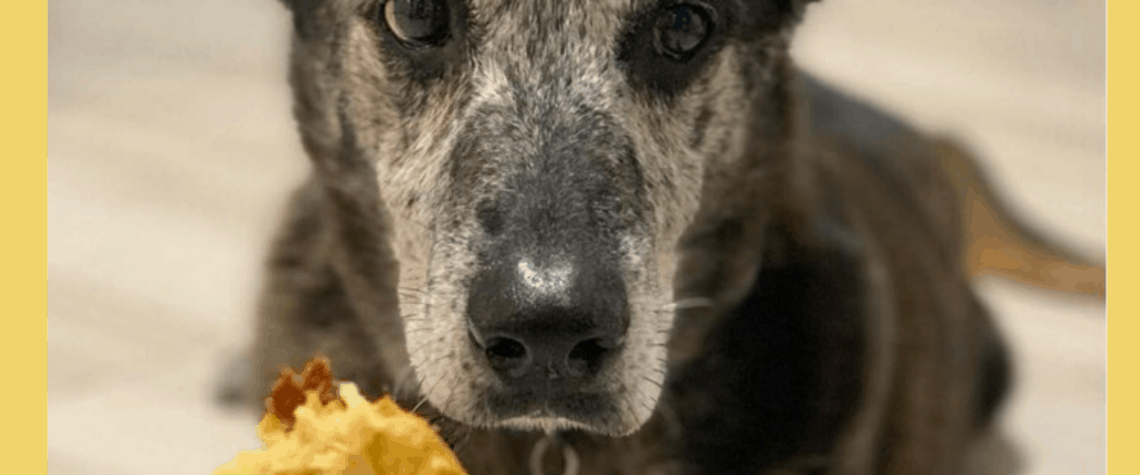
[617, 1, 725, 95]
[382, 0, 450, 46]
[653, 4, 711, 61]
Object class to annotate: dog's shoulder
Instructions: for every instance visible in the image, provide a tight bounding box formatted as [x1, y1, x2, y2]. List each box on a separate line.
[796, 71, 963, 263]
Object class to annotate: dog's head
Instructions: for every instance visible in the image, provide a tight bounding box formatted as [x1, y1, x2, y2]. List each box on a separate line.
[280, 0, 816, 436]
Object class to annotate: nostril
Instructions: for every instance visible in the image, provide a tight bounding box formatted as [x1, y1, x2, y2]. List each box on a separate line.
[569, 338, 607, 362]
[483, 336, 531, 379]
[567, 338, 611, 377]
[486, 337, 527, 360]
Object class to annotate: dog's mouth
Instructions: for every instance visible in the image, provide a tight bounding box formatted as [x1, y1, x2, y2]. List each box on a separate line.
[433, 377, 635, 434]
[478, 383, 624, 433]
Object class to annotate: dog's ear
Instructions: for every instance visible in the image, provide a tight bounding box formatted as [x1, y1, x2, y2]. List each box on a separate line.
[277, 0, 323, 39]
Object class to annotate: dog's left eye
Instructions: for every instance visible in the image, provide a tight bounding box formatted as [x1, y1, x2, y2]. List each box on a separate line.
[653, 4, 712, 61]
[382, 0, 450, 47]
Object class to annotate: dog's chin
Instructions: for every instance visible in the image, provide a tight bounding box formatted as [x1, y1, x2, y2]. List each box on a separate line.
[498, 415, 603, 434]
[439, 389, 649, 436]
[483, 411, 645, 437]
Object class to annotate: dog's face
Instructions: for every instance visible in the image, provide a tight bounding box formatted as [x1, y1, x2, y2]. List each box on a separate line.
[282, 0, 813, 436]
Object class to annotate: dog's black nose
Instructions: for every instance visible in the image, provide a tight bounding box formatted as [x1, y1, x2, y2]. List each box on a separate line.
[467, 255, 628, 383]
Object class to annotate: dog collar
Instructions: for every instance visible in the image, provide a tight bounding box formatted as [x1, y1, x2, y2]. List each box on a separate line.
[529, 432, 580, 475]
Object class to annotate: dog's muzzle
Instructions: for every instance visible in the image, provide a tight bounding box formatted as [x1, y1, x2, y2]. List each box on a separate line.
[462, 145, 632, 409]
[449, 102, 644, 427]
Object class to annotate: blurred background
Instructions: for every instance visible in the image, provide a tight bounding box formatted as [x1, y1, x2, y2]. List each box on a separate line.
[47, 1, 1106, 474]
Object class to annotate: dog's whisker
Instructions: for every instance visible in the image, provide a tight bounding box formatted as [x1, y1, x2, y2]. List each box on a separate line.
[623, 386, 653, 429]
[411, 379, 440, 414]
[410, 352, 455, 414]
[411, 395, 431, 414]
[659, 297, 715, 311]
[391, 364, 417, 402]
[640, 375, 664, 389]
[436, 373, 460, 422]
[403, 340, 437, 366]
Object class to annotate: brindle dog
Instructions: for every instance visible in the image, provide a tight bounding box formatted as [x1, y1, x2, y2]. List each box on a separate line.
[218, 1, 1105, 474]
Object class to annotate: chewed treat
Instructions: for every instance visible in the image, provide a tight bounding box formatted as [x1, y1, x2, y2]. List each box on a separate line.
[213, 358, 467, 475]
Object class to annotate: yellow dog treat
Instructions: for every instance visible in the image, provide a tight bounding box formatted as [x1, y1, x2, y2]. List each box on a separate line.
[213, 358, 467, 475]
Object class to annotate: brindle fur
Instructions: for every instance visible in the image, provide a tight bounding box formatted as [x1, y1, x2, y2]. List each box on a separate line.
[214, 0, 1105, 473]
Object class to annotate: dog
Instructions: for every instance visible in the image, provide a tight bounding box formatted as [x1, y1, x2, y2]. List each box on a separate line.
[218, 1, 1106, 474]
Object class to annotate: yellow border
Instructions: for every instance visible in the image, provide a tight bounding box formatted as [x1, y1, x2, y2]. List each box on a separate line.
[1108, 1, 1135, 474]
[10, 1, 1124, 474]
[1, 0, 47, 470]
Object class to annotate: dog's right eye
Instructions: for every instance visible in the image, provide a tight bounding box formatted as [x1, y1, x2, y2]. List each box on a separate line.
[618, 1, 728, 97]
[381, 0, 450, 47]
[654, 4, 712, 61]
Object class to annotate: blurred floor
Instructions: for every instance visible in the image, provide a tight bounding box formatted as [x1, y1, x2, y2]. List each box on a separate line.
[47, 1, 1106, 474]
